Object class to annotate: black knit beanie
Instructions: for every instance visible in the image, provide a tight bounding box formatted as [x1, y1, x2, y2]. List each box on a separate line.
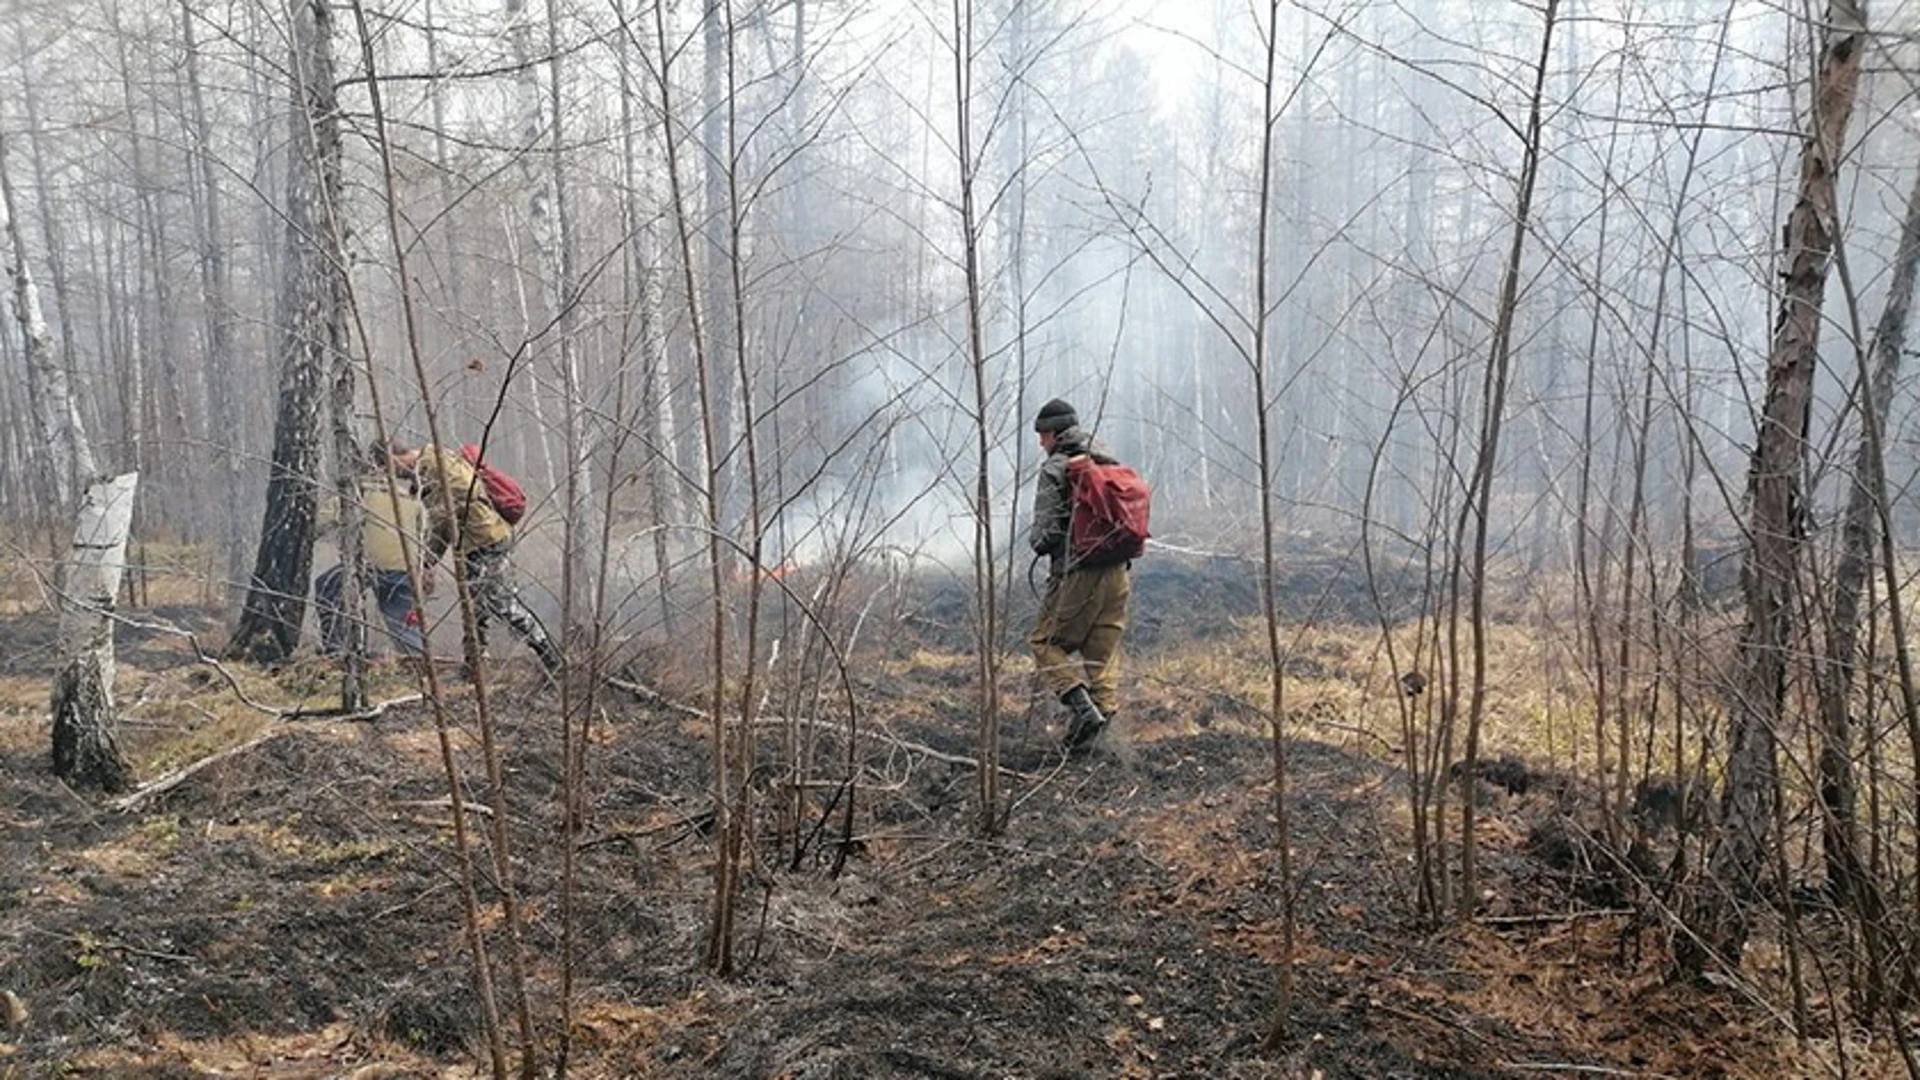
[1034, 398, 1078, 433]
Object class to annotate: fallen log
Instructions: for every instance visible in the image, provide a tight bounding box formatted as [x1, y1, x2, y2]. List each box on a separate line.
[607, 674, 1037, 779]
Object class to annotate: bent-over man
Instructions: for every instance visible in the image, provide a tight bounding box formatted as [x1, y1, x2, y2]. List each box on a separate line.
[390, 441, 562, 674]
[315, 461, 428, 659]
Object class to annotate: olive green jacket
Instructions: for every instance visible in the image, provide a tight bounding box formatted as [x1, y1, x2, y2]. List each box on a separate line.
[414, 445, 512, 557]
[1028, 425, 1118, 577]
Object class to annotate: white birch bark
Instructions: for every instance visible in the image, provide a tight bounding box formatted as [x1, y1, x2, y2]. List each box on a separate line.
[0, 128, 96, 509]
[51, 473, 138, 792]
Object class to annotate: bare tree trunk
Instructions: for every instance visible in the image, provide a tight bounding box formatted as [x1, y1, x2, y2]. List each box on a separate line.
[543, 0, 593, 625]
[615, 0, 675, 635]
[0, 317, 30, 515]
[0, 128, 96, 511]
[51, 474, 139, 793]
[327, 346, 367, 714]
[703, 0, 737, 523]
[1575, 30, 1629, 841]
[91, 208, 132, 479]
[508, 0, 592, 621]
[109, 0, 186, 541]
[344, 5, 522, 1073]
[15, 38, 83, 467]
[1454, 0, 1558, 916]
[227, 0, 345, 665]
[1253, 0, 1294, 1043]
[996, 0, 1032, 639]
[1611, 1, 1736, 847]
[950, 0, 1003, 839]
[647, 0, 733, 974]
[241, 0, 281, 550]
[180, 0, 245, 586]
[716, 0, 766, 977]
[1682, 0, 1866, 978]
[422, 0, 463, 321]
[1818, 153, 1920, 902]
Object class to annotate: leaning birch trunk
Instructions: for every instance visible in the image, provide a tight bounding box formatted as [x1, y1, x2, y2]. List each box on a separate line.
[1681, 0, 1866, 977]
[51, 474, 139, 793]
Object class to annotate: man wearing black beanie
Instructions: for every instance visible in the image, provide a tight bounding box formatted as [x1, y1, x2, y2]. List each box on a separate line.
[1027, 398, 1134, 754]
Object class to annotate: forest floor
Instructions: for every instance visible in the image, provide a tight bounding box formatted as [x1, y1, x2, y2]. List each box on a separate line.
[0, 555, 1882, 1079]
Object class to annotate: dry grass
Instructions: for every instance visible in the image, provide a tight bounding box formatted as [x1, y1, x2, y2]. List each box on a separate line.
[56, 1021, 484, 1080]
[0, 541, 226, 617]
[1119, 605, 1920, 1077]
[1128, 603, 1756, 789]
[0, 652, 425, 796]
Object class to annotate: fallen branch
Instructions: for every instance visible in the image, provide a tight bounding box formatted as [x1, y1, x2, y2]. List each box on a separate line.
[1003, 752, 1073, 822]
[14, 557, 427, 725]
[1370, 1000, 1496, 1049]
[606, 674, 705, 719]
[110, 729, 289, 813]
[610, 674, 1037, 779]
[752, 715, 1037, 779]
[576, 813, 707, 853]
[1296, 712, 1399, 755]
[278, 693, 424, 722]
[26, 926, 195, 965]
[1477, 909, 1634, 927]
[394, 797, 494, 818]
[107, 692, 425, 814]
[1502, 1064, 1672, 1078]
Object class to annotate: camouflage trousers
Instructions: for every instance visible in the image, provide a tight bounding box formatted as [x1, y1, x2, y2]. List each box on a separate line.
[1029, 562, 1130, 715]
[461, 542, 562, 671]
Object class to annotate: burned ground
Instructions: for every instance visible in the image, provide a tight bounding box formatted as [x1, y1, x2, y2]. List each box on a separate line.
[910, 542, 1434, 657]
[0, 581, 1838, 1079]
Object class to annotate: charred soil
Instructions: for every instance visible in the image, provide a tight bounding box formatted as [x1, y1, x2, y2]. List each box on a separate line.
[0, 590, 1832, 1079]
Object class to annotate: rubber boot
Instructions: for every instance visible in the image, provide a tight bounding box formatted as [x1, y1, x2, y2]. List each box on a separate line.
[533, 636, 565, 676]
[1061, 686, 1108, 754]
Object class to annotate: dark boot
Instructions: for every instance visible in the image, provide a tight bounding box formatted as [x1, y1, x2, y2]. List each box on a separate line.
[1061, 686, 1108, 754]
[533, 636, 565, 676]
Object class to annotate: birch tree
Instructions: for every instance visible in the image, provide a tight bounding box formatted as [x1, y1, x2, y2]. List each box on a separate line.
[180, 0, 246, 580]
[1682, 0, 1868, 977]
[228, 0, 347, 664]
[49, 474, 138, 793]
[0, 126, 95, 512]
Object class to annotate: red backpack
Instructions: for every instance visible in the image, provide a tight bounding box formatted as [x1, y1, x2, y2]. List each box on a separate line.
[459, 443, 528, 525]
[1066, 455, 1151, 567]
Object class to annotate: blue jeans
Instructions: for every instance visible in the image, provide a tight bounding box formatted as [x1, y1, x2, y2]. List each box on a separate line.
[315, 566, 424, 656]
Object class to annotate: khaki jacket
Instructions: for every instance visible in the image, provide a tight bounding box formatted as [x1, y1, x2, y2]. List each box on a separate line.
[415, 445, 512, 556]
[320, 481, 426, 573]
